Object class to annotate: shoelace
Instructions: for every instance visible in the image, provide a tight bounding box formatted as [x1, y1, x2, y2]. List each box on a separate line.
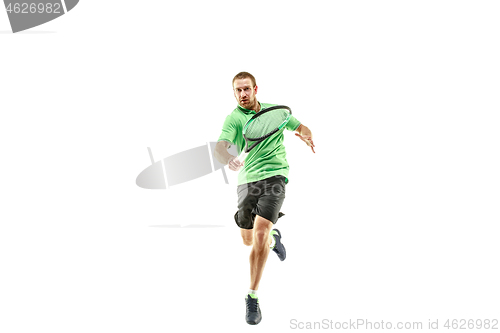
[246, 297, 259, 312]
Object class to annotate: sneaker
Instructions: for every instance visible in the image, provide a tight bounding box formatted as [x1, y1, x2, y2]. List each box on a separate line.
[245, 294, 262, 325]
[271, 229, 286, 261]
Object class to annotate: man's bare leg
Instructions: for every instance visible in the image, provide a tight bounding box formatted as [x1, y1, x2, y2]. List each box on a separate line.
[241, 216, 279, 325]
[248, 215, 274, 291]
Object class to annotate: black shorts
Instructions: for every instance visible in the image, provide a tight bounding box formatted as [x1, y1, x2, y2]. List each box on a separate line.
[234, 175, 287, 229]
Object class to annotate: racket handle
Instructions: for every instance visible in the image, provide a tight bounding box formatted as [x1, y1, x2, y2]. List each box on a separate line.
[237, 151, 249, 163]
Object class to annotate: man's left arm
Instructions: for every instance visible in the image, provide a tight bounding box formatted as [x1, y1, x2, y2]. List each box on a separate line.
[295, 124, 315, 153]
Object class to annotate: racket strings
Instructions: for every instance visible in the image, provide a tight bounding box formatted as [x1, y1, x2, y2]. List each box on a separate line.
[245, 109, 290, 140]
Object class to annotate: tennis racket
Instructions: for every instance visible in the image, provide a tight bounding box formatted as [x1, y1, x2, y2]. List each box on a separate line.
[237, 105, 292, 163]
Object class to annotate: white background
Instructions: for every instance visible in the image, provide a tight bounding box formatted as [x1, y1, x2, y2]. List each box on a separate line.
[1, 1, 499, 332]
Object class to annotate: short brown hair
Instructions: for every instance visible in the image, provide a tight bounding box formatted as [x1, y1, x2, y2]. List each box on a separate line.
[232, 72, 256, 88]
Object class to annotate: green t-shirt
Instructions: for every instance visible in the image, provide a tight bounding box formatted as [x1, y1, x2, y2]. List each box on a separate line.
[217, 102, 301, 185]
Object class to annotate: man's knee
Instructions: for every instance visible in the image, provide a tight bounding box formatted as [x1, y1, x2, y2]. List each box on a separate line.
[241, 229, 253, 246]
[253, 216, 273, 246]
[242, 236, 253, 246]
[254, 229, 268, 246]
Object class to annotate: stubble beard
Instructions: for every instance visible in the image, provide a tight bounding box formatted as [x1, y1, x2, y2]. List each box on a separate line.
[241, 96, 258, 111]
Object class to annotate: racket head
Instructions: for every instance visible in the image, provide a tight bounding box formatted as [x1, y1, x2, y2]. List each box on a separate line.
[243, 105, 292, 141]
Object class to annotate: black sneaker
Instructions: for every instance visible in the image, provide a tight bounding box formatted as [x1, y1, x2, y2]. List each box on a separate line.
[245, 294, 262, 325]
[271, 229, 286, 261]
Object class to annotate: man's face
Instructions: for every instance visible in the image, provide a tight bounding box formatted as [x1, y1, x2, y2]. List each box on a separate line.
[233, 78, 258, 110]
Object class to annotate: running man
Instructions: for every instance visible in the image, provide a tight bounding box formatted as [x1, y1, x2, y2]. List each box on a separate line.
[214, 72, 315, 325]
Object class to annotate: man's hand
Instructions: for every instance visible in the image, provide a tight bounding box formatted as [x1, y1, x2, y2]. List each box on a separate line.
[228, 156, 244, 171]
[295, 124, 315, 153]
[214, 141, 244, 171]
[295, 133, 315, 153]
